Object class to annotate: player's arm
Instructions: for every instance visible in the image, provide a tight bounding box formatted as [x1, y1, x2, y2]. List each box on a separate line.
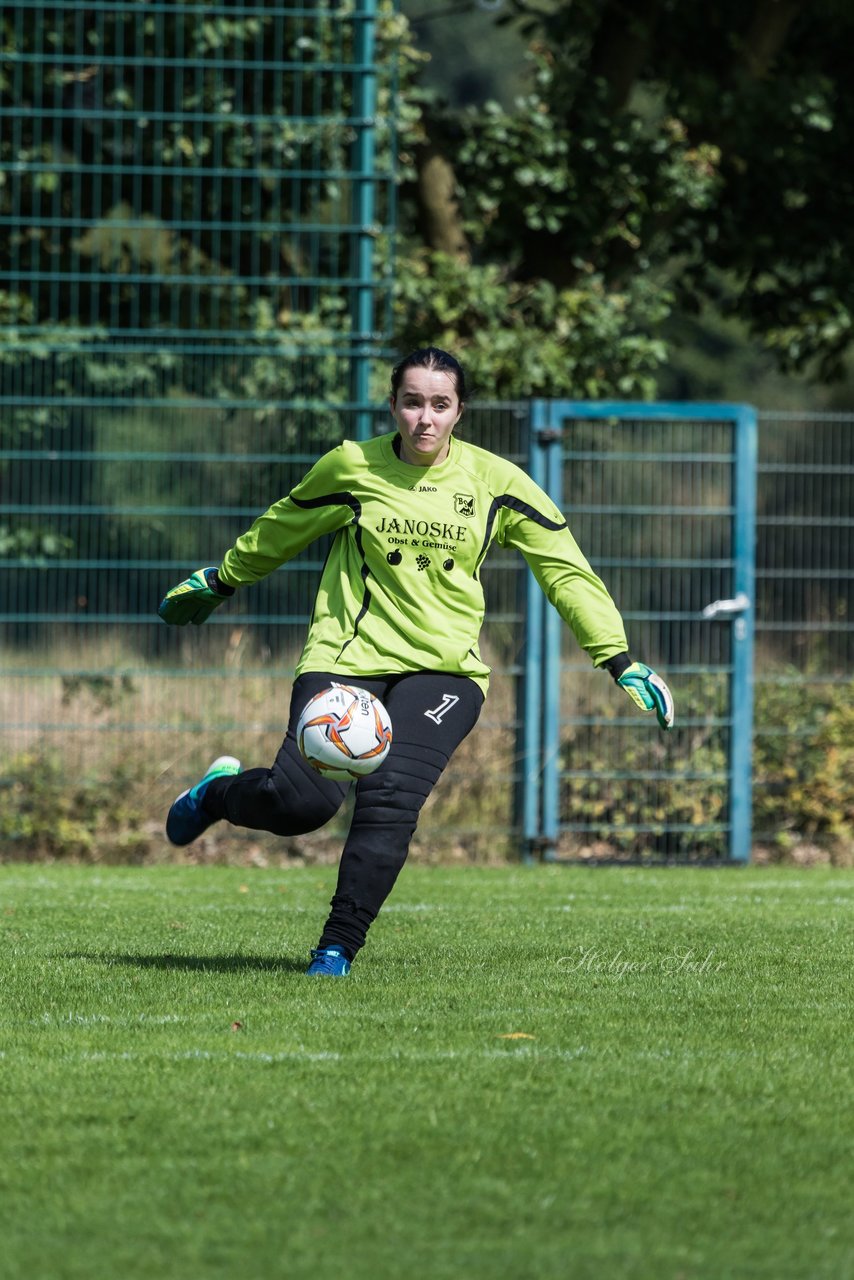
[497, 476, 674, 730]
[158, 447, 354, 626]
[218, 446, 356, 588]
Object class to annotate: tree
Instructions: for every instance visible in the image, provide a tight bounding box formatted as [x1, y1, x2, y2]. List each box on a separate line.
[394, 0, 854, 391]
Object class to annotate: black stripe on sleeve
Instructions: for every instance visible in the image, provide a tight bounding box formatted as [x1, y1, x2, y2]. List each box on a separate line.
[475, 494, 568, 572]
[290, 491, 371, 658]
[290, 491, 361, 520]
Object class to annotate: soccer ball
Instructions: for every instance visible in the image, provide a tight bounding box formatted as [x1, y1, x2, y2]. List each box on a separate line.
[296, 683, 392, 780]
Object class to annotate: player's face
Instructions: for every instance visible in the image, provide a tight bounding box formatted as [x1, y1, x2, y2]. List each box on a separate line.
[390, 367, 462, 467]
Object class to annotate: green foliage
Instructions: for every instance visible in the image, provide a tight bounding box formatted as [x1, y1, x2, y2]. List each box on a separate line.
[0, 526, 73, 561]
[392, 248, 669, 398]
[400, 1, 854, 383]
[60, 674, 139, 713]
[560, 674, 729, 859]
[0, 751, 151, 862]
[7, 1, 854, 407]
[0, 319, 105, 440]
[561, 676, 854, 861]
[452, 65, 721, 267]
[753, 678, 854, 851]
[0, 2, 403, 409]
[3, 675, 851, 865]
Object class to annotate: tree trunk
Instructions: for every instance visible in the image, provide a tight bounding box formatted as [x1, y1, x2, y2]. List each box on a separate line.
[588, 0, 664, 111]
[415, 146, 470, 262]
[739, 0, 806, 80]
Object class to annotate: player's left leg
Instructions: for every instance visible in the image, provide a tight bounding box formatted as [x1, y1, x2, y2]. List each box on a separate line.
[166, 673, 354, 847]
[308, 672, 484, 973]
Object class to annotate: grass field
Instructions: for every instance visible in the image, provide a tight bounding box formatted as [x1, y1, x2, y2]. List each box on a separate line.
[1, 863, 852, 1280]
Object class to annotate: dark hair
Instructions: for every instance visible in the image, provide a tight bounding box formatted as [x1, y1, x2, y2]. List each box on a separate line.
[390, 347, 467, 402]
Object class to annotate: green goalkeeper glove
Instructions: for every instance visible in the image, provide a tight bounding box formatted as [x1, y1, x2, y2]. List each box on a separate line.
[616, 661, 675, 731]
[158, 567, 234, 626]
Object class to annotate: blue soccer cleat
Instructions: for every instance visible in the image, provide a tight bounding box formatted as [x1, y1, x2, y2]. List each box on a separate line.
[306, 947, 351, 977]
[165, 755, 241, 846]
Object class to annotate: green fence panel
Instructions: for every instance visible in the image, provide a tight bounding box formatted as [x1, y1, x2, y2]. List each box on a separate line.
[1, 0, 397, 430]
[0, 0, 406, 861]
[517, 407, 853, 864]
[0, 401, 530, 861]
[751, 411, 854, 856]
[0, 396, 852, 861]
[526, 401, 756, 865]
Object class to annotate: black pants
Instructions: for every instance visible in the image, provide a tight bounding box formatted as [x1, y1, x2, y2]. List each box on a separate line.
[203, 671, 484, 960]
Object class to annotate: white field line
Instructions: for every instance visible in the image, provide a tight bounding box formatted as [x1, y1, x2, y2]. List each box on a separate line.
[2, 1045, 591, 1066]
[34, 1012, 186, 1026]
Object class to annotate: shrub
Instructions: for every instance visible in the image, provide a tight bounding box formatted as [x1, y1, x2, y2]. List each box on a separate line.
[753, 677, 854, 859]
[1, 674, 850, 865]
[0, 752, 152, 863]
[558, 674, 854, 862]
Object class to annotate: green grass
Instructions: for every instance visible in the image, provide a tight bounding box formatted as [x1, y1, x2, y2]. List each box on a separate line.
[1, 864, 852, 1280]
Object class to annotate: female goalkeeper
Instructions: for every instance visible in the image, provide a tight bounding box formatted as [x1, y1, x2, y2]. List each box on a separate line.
[158, 347, 674, 976]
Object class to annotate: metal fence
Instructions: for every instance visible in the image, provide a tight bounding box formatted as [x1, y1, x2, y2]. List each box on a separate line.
[0, 0, 396, 441]
[752, 412, 853, 856]
[517, 405, 852, 864]
[0, 404, 530, 861]
[0, 0, 404, 861]
[0, 404, 851, 862]
[1, 0, 852, 863]
[524, 401, 757, 864]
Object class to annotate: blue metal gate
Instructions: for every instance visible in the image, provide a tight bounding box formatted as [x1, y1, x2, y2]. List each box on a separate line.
[521, 402, 757, 863]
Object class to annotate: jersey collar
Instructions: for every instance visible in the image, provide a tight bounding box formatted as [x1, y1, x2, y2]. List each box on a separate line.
[386, 431, 457, 473]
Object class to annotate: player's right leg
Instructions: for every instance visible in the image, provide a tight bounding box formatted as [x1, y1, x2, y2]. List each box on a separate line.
[311, 671, 484, 969]
[165, 673, 349, 846]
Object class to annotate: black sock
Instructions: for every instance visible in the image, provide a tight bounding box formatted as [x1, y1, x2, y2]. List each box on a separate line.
[316, 894, 377, 962]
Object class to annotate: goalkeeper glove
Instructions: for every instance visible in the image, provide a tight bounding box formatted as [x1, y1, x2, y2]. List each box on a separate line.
[605, 656, 675, 730]
[158, 567, 234, 626]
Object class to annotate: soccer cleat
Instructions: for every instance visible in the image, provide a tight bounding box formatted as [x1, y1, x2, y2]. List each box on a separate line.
[306, 947, 351, 977]
[165, 755, 241, 846]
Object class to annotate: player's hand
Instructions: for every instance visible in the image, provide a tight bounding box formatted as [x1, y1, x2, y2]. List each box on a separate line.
[158, 567, 234, 626]
[617, 662, 675, 730]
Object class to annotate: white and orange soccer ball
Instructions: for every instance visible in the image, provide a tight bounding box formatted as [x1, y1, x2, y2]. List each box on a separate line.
[296, 683, 392, 780]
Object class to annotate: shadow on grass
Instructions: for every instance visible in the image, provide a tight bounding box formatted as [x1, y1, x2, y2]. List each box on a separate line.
[64, 952, 307, 974]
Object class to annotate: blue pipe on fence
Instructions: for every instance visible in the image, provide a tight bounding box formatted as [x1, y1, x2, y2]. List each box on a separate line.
[519, 402, 549, 858]
[541, 425, 563, 860]
[350, 0, 379, 442]
[729, 406, 757, 862]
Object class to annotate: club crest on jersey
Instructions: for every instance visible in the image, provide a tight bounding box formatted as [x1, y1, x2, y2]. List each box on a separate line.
[454, 493, 476, 518]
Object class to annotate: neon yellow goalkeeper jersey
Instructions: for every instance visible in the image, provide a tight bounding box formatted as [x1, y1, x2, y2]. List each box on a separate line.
[218, 432, 628, 694]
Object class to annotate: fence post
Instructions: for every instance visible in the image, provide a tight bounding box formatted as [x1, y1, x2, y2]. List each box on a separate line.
[541, 423, 563, 861]
[350, 0, 379, 442]
[729, 406, 757, 862]
[517, 402, 548, 859]
[516, 403, 562, 861]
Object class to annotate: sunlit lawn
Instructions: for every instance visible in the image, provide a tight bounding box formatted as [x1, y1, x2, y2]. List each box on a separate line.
[1, 863, 852, 1279]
